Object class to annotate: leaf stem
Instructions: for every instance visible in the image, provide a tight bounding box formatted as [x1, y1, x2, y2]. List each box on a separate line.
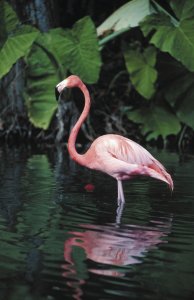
[150, 0, 179, 26]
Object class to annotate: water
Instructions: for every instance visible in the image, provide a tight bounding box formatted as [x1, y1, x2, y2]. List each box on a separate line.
[0, 145, 194, 300]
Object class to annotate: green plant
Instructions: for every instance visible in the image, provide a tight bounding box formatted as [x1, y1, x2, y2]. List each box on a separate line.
[98, 0, 194, 141]
[0, 0, 38, 79]
[1, 0, 194, 142]
[0, 1, 101, 130]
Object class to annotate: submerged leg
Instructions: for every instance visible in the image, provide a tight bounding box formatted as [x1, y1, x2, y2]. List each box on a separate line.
[116, 201, 125, 224]
[117, 180, 125, 205]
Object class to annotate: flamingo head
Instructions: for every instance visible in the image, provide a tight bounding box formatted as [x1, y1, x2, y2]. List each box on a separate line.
[55, 75, 81, 101]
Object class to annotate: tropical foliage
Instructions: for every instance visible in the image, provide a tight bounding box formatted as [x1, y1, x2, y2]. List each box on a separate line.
[0, 1, 101, 130]
[0, 1, 38, 78]
[1, 0, 194, 141]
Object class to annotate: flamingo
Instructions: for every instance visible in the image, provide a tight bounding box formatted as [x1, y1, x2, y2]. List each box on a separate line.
[55, 75, 173, 205]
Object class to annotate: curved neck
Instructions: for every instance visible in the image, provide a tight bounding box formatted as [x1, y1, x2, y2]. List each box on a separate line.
[68, 81, 90, 165]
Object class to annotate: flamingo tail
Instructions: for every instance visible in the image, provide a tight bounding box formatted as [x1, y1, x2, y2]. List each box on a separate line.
[145, 162, 173, 191]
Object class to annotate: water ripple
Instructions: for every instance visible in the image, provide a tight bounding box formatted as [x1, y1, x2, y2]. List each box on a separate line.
[0, 147, 194, 299]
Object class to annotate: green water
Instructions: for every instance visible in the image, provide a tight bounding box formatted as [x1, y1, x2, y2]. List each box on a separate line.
[0, 145, 194, 300]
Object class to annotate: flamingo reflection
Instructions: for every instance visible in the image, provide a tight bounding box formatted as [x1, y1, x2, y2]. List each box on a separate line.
[62, 219, 171, 298]
[64, 223, 170, 272]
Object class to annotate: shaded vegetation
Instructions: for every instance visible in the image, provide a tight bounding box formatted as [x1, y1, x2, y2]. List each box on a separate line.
[0, 0, 194, 150]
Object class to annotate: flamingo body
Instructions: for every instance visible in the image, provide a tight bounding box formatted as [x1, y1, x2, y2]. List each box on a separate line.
[84, 134, 172, 182]
[56, 75, 173, 204]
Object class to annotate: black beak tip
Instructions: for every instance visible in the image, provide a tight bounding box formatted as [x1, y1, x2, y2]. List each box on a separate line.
[55, 87, 60, 101]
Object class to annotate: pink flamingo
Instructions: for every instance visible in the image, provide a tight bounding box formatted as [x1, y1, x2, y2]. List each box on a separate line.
[55, 75, 173, 205]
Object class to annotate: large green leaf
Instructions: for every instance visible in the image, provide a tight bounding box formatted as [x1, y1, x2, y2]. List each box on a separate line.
[0, 2, 38, 79]
[97, 0, 151, 36]
[25, 40, 59, 129]
[0, 0, 19, 45]
[128, 105, 181, 140]
[0, 25, 38, 79]
[170, 0, 194, 20]
[71, 16, 101, 82]
[141, 1, 194, 72]
[44, 17, 101, 83]
[25, 16, 101, 129]
[158, 56, 194, 130]
[124, 46, 157, 99]
[45, 28, 71, 73]
[55, 16, 101, 83]
[35, 30, 65, 79]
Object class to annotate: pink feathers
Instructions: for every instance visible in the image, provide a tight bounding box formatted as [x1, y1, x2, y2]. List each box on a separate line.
[56, 75, 173, 204]
[85, 134, 173, 190]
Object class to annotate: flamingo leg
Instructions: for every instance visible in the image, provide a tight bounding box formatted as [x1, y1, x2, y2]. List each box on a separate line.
[116, 201, 125, 224]
[117, 180, 125, 205]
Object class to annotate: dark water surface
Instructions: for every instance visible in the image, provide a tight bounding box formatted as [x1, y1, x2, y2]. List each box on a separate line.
[0, 145, 194, 300]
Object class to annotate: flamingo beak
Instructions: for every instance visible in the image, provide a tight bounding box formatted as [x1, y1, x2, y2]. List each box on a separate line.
[55, 79, 68, 101]
[55, 86, 68, 102]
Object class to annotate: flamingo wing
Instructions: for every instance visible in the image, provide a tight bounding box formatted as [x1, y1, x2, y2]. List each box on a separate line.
[90, 134, 173, 189]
